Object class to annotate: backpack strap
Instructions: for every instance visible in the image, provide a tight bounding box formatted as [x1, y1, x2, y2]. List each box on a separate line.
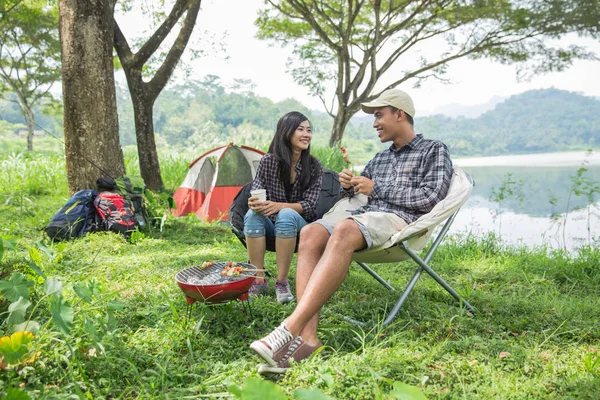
[122, 176, 133, 194]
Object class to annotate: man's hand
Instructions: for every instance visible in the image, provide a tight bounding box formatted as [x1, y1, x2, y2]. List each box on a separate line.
[350, 176, 375, 196]
[339, 168, 354, 189]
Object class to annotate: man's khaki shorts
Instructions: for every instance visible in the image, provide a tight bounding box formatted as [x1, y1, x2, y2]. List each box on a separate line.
[313, 197, 408, 250]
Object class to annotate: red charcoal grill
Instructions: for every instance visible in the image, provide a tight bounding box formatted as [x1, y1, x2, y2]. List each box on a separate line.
[175, 262, 257, 320]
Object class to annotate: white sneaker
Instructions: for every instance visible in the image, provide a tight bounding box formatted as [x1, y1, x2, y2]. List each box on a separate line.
[275, 280, 294, 304]
[249, 323, 294, 366]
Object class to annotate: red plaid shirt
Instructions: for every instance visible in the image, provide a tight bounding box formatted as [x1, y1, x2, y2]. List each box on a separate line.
[251, 153, 323, 222]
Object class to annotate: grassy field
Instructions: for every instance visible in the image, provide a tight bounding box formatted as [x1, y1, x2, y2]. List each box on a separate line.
[1, 148, 599, 399]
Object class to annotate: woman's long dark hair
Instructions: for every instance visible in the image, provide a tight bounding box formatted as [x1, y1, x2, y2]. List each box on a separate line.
[268, 111, 319, 193]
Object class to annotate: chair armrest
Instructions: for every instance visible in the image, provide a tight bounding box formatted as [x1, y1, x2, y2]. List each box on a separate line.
[398, 227, 429, 243]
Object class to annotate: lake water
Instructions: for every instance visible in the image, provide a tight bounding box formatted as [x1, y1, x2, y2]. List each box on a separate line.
[452, 151, 600, 251]
[356, 150, 600, 251]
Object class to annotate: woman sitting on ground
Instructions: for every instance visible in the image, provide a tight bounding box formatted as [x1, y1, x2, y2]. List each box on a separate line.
[245, 111, 323, 303]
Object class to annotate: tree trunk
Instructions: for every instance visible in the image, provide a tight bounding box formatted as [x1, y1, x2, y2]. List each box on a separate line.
[329, 109, 352, 146]
[113, 0, 201, 192]
[129, 79, 163, 191]
[25, 107, 34, 152]
[58, 0, 125, 194]
[11, 87, 36, 151]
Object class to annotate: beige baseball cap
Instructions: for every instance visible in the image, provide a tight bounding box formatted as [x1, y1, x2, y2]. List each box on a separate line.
[360, 89, 415, 117]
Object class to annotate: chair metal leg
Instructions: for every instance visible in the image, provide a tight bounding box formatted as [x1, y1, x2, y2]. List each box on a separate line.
[422, 209, 458, 264]
[381, 265, 423, 327]
[355, 261, 395, 291]
[349, 207, 475, 327]
[401, 244, 476, 314]
[345, 261, 396, 326]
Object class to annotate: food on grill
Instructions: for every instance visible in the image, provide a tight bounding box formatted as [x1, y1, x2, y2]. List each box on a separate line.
[176, 262, 258, 304]
[200, 261, 215, 269]
[221, 261, 245, 277]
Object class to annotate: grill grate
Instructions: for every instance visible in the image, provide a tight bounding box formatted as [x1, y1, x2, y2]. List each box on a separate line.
[175, 262, 256, 286]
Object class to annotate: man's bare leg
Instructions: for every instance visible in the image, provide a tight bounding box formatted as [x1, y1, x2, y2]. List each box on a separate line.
[246, 236, 266, 282]
[284, 220, 366, 336]
[294, 224, 330, 344]
[275, 237, 296, 281]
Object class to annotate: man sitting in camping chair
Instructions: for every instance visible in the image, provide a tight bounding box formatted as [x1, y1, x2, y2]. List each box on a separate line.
[249, 88, 453, 374]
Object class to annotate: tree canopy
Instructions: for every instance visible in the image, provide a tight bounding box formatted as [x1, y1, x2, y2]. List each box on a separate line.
[0, 0, 60, 150]
[255, 0, 600, 145]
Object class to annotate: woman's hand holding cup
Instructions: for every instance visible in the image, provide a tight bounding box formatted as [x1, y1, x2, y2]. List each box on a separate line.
[249, 189, 267, 212]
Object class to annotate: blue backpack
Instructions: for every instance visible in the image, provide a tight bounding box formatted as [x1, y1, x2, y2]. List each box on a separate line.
[45, 189, 99, 241]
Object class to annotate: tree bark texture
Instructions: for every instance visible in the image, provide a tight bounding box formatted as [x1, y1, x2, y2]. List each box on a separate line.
[329, 108, 352, 147]
[329, 96, 362, 146]
[11, 87, 35, 151]
[58, 0, 125, 194]
[25, 106, 34, 151]
[113, 0, 201, 191]
[130, 78, 163, 192]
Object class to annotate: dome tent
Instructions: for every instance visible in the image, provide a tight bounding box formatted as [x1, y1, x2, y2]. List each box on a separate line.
[172, 143, 264, 221]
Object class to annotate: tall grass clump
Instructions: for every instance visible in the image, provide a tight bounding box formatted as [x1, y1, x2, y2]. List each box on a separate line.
[158, 150, 191, 191]
[122, 147, 192, 192]
[0, 135, 64, 156]
[0, 152, 67, 199]
[311, 145, 347, 171]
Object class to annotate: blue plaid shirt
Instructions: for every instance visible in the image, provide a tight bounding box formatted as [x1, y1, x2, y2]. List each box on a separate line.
[342, 134, 452, 224]
[252, 153, 323, 222]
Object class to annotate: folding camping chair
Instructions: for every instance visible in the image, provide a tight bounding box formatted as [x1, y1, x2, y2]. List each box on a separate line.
[344, 166, 476, 326]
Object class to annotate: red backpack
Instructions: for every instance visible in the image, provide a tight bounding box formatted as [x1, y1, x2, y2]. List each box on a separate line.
[93, 192, 138, 235]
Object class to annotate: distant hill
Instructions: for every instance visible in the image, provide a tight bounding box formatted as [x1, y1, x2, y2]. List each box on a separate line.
[2, 82, 598, 159]
[413, 89, 600, 156]
[427, 95, 506, 118]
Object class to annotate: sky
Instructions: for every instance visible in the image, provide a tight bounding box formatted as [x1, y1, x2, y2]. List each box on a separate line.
[118, 0, 600, 117]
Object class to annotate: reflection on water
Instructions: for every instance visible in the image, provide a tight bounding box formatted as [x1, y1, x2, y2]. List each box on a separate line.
[450, 204, 600, 251]
[453, 162, 600, 250]
[461, 165, 600, 217]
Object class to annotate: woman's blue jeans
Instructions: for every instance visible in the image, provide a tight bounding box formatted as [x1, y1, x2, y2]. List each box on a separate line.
[244, 208, 308, 239]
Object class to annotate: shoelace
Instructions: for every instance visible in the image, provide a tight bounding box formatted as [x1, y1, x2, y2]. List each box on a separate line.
[280, 336, 303, 363]
[250, 282, 266, 294]
[275, 281, 289, 293]
[264, 324, 292, 352]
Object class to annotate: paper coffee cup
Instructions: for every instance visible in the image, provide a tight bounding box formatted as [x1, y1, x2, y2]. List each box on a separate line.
[250, 189, 266, 201]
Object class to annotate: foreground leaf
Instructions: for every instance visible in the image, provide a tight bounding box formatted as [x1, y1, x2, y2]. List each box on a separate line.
[84, 318, 100, 341]
[227, 384, 242, 397]
[49, 294, 73, 335]
[27, 260, 47, 280]
[7, 297, 31, 326]
[0, 236, 19, 262]
[5, 386, 31, 400]
[28, 247, 42, 268]
[236, 378, 286, 400]
[73, 283, 93, 303]
[0, 331, 34, 365]
[12, 321, 41, 334]
[44, 277, 63, 296]
[0, 272, 33, 302]
[389, 382, 428, 400]
[294, 388, 332, 399]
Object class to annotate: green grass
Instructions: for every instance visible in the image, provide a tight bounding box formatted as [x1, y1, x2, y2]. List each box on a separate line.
[1, 151, 600, 399]
[0, 135, 65, 156]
